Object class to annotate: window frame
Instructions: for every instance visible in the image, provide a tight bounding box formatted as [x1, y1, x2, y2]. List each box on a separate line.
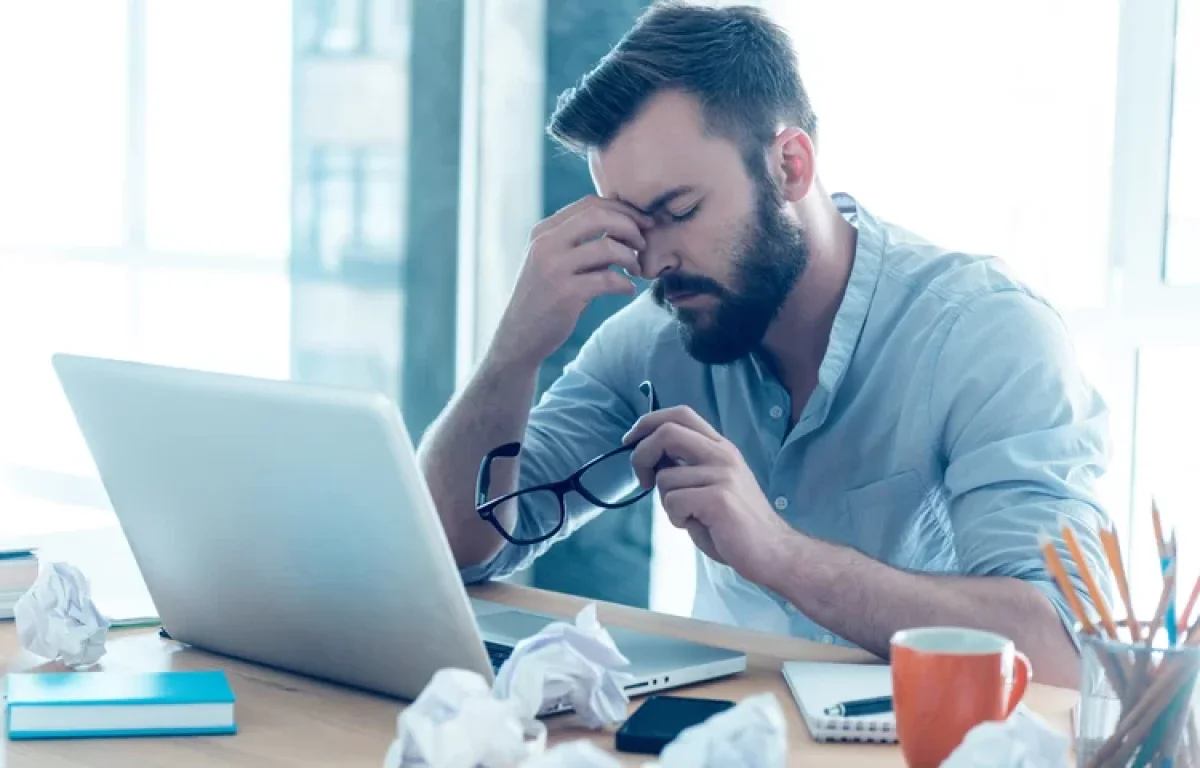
[1061, 0, 1199, 592]
[1, 0, 285, 512]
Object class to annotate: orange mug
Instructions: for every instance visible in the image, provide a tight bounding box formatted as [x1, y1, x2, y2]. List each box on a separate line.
[891, 627, 1031, 768]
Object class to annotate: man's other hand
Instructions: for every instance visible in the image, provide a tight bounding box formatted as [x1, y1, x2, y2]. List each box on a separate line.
[623, 406, 797, 585]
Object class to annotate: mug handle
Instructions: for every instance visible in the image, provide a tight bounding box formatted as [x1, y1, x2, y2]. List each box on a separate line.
[1005, 650, 1032, 716]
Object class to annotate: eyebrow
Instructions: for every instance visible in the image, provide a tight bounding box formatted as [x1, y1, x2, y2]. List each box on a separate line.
[619, 186, 696, 216]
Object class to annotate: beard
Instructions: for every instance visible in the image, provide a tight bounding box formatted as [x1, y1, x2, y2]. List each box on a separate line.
[651, 179, 809, 365]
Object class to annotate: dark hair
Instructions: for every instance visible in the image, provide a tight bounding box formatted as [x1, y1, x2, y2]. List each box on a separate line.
[547, 1, 817, 178]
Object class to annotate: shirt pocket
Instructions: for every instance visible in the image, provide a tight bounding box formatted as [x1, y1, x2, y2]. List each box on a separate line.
[841, 470, 931, 564]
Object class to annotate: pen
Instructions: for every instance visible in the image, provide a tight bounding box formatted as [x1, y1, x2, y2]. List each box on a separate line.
[823, 695, 893, 717]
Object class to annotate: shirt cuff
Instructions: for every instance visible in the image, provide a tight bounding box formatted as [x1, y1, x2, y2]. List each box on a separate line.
[457, 547, 507, 585]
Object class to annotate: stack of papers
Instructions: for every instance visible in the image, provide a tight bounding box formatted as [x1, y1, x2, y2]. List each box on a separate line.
[0, 548, 39, 620]
[95, 594, 160, 628]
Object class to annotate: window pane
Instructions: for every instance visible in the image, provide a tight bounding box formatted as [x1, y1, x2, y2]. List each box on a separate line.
[1074, 343, 1133, 526]
[0, 260, 134, 477]
[773, 0, 1119, 309]
[1132, 346, 1200, 614]
[1166, 0, 1200, 285]
[135, 267, 292, 379]
[144, 0, 292, 258]
[0, 263, 290, 511]
[0, 2, 127, 249]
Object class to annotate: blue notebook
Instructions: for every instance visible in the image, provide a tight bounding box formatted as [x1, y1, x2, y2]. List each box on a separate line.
[5, 670, 236, 740]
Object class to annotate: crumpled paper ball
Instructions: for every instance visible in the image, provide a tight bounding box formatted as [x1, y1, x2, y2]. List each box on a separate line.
[517, 740, 621, 768]
[383, 603, 780, 768]
[13, 561, 110, 667]
[940, 708, 1070, 767]
[383, 668, 547, 768]
[492, 603, 636, 728]
[652, 692, 788, 768]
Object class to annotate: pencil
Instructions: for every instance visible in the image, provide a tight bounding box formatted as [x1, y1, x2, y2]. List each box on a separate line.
[1146, 562, 1179, 647]
[1169, 530, 1180, 646]
[1061, 516, 1120, 639]
[1038, 529, 1097, 635]
[1153, 497, 1168, 560]
[1182, 570, 1200, 637]
[1088, 618, 1200, 768]
[1100, 524, 1142, 642]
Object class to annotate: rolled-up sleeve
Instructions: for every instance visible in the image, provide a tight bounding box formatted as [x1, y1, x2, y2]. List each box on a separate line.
[459, 298, 655, 584]
[931, 290, 1114, 647]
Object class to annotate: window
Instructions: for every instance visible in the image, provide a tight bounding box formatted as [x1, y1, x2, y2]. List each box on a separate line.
[768, 0, 1200, 614]
[772, 0, 1120, 312]
[644, 0, 1200, 616]
[1166, 0, 1199, 285]
[2, 0, 458, 569]
[0, 0, 292, 534]
[0, 2, 128, 250]
[1132, 346, 1200, 608]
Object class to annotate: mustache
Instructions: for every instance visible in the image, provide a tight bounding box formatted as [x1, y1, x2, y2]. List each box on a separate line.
[652, 272, 726, 302]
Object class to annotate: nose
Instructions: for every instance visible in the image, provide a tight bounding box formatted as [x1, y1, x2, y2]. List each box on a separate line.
[637, 227, 679, 280]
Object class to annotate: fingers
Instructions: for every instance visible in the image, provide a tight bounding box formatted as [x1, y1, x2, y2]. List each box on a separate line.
[525, 201, 648, 281]
[553, 205, 648, 255]
[684, 519, 723, 563]
[535, 195, 655, 239]
[653, 464, 723, 496]
[570, 235, 641, 276]
[629, 422, 726, 489]
[660, 486, 710, 527]
[661, 486, 699, 528]
[574, 269, 637, 301]
[624, 405, 724, 446]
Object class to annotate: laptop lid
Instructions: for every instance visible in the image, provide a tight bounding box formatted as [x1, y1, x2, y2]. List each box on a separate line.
[51, 353, 494, 699]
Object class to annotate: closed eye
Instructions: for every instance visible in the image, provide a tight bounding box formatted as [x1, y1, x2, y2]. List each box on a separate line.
[668, 203, 700, 223]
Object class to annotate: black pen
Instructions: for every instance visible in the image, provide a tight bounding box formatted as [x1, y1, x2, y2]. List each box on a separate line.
[823, 695, 893, 717]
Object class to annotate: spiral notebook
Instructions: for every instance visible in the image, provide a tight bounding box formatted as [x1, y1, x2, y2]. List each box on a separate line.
[781, 661, 897, 743]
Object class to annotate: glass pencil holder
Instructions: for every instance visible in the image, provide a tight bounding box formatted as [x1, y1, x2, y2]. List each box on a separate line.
[1077, 633, 1200, 768]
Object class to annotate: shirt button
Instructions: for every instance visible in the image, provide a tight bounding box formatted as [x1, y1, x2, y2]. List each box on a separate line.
[773, 496, 789, 511]
[821, 634, 834, 644]
[769, 405, 784, 419]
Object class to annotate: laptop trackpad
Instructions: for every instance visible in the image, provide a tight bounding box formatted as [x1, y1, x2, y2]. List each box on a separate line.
[476, 610, 555, 644]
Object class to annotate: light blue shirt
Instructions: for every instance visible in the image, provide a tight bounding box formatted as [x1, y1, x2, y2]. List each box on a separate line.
[462, 194, 1111, 648]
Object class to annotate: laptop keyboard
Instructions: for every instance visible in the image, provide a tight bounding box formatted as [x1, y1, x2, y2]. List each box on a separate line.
[485, 641, 513, 672]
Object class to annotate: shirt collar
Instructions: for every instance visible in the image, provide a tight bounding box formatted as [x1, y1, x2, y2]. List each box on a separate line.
[818, 192, 885, 394]
[745, 193, 886, 415]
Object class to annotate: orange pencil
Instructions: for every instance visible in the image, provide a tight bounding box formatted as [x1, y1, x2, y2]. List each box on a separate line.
[1100, 524, 1142, 642]
[1038, 529, 1097, 635]
[1060, 516, 1120, 639]
[1181, 572, 1200, 638]
[1152, 497, 1168, 560]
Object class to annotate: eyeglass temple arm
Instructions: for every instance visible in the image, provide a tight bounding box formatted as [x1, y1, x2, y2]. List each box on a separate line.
[639, 380, 660, 412]
[476, 441, 522, 507]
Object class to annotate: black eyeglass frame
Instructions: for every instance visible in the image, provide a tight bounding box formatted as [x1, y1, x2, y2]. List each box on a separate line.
[475, 381, 660, 546]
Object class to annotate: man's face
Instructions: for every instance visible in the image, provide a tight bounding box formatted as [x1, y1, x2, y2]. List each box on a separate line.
[589, 90, 808, 365]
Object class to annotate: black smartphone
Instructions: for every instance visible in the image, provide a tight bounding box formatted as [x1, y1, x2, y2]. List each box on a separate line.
[614, 694, 735, 754]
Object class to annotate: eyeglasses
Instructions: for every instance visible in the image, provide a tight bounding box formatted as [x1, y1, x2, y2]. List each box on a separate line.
[475, 381, 661, 546]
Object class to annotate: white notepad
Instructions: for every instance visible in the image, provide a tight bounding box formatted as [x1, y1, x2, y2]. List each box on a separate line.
[781, 661, 897, 743]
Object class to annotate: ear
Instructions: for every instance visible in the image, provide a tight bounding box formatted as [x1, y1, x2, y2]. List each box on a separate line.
[767, 128, 816, 203]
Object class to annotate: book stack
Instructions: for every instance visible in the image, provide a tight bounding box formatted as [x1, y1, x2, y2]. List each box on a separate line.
[0, 547, 39, 619]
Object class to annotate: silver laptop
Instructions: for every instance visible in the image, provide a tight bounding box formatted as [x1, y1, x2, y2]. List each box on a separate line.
[51, 353, 746, 713]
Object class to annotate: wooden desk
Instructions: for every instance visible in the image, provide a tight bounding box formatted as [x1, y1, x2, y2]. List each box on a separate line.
[0, 582, 1077, 766]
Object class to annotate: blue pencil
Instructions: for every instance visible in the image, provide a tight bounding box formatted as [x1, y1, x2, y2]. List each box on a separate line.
[1152, 501, 1175, 646]
[1166, 531, 1178, 646]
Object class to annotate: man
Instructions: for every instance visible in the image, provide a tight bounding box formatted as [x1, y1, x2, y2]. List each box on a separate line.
[418, 1, 1110, 687]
